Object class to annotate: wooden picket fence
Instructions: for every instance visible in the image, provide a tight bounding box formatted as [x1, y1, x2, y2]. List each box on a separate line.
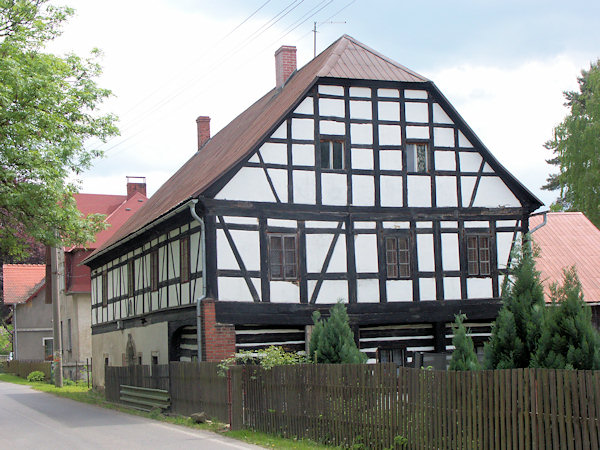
[104, 362, 600, 449]
[4, 360, 51, 380]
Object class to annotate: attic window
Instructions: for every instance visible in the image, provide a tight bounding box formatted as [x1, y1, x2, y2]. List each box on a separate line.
[406, 142, 429, 173]
[320, 139, 344, 170]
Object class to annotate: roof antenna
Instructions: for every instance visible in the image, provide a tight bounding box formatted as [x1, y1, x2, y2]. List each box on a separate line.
[313, 21, 346, 57]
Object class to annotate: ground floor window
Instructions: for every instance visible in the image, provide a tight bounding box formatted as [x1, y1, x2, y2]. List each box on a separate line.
[43, 338, 53, 361]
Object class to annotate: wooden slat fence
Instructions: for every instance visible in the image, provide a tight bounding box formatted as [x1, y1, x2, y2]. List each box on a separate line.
[5, 360, 51, 380]
[104, 364, 169, 403]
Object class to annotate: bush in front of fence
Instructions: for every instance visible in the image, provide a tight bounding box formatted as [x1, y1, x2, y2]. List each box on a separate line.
[6, 360, 51, 380]
[27, 370, 46, 382]
[218, 346, 305, 375]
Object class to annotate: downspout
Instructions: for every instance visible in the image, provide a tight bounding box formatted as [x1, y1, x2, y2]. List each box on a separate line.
[188, 199, 206, 361]
[529, 210, 548, 234]
[12, 305, 16, 360]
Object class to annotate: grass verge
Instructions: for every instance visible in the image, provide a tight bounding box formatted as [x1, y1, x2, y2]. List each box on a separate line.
[0, 373, 331, 449]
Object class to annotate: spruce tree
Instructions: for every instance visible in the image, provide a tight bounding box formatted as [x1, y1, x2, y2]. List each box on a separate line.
[309, 302, 367, 364]
[532, 267, 600, 370]
[449, 314, 480, 371]
[484, 243, 545, 369]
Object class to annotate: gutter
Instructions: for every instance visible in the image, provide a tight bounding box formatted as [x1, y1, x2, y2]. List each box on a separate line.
[530, 210, 548, 234]
[188, 199, 207, 361]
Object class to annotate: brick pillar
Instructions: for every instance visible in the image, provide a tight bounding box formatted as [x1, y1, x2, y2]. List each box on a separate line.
[201, 298, 235, 362]
[275, 45, 296, 88]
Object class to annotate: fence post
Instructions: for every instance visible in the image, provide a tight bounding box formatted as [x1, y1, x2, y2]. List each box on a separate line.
[229, 366, 244, 430]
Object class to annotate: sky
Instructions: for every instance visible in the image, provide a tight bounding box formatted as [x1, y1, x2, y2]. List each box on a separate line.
[48, 0, 600, 209]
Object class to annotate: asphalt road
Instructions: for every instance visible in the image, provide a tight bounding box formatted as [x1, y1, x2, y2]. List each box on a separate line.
[0, 381, 261, 449]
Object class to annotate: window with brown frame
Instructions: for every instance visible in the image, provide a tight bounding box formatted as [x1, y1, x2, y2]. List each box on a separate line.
[101, 270, 108, 307]
[150, 250, 159, 291]
[127, 260, 135, 297]
[385, 235, 412, 279]
[320, 139, 344, 170]
[406, 142, 429, 173]
[466, 234, 491, 276]
[269, 234, 298, 281]
[180, 236, 190, 283]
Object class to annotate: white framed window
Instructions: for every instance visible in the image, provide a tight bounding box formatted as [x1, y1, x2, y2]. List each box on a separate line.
[406, 142, 429, 173]
[320, 139, 344, 170]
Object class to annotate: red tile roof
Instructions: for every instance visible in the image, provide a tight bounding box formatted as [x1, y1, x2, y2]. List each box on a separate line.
[531, 212, 600, 303]
[2, 264, 46, 304]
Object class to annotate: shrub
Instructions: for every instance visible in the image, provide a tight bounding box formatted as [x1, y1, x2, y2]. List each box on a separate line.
[449, 313, 480, 371]
[27, 371, 46, 382]
[218, 346, 305, 376]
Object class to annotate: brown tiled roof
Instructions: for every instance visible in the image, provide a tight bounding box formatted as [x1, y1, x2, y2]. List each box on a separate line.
[531, 212, 600, 303]
[2, 264, 46, 304]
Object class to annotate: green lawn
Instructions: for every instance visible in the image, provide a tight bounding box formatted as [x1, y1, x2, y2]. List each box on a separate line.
[0, 373, 331, 449]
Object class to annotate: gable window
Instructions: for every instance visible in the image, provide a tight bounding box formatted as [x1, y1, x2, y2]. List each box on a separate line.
[180, 236, 190, 283]
[269, 234, 298, 281]
[101, 270, 108, 307]
[406, 142, 428, 173]
[466, 234, 491, 276]
[127, 260, 135, 297]
[320, 139, 344, 170]
[150, 250, 159, 292]
[385, 235, 411, 279]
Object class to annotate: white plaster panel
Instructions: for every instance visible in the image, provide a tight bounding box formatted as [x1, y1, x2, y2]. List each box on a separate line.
[357, 279, 379, 302]
[271, 122, 287, 139]
[313, 280, 348, 303]
[267, 168, 288, 203]
[434, 151, 456, 171]
[473, 177, 520, 208]
[405, 126, 429, 139]
[435, 176, 458, 207]
[461, 176, 477, 206]
[467, 278, 493, 299]
[352, 175, 375, 206]
[483, 163, 494, 173]
[267, 219, 297, 228]
[464, 221, 489, 228]
[216, 229, 238, 270]
[434, 127, 455, 148]
[216, 167, 275, 202]
[291, 144, 315, 166]
[180, 282, 190, 305]
[433, 103, 453, 124]
[458, 131, 473, 148]
[259, 142, 287, 165]
[293, 170, 315, 204]
[351, 123, 373, 145]
[386, 280, 413, 301]
[350, 87, 371, 98]
[407, 175, 431, 207]
[460, 152, 483, 172]
[378, 88, 400, 98]
[419, 278, 437, 301]
[232, 230, 260, 272]
[321, 173, 347, 206]
[270, 281, 300, 303]
[380, 175, 403, 207]
[441, 233, 460, 271]
[379, 150, 403, 170]
[292, 118, 314, 140]
[378, 102, 400, 121]
[497, 232, 514, 269]
[355, 234, 378, 273]
[354, 221, 376, 229]
[305, 221, 341, 228]
[443, 277, 462, 300]
[306, 234, 334, 272]
[405, 102, 428, 123]
[294, 97, 313, 115]
[379, 125, 402, 145]
[223, 216, 258, 225]
[350, 100, 372, 120]
[319, 98, 345, 117]
[496, 220, 517, 228]
[318, 85, 344, 96]
[417, 234, 435, 272]
[351, 148, 373, 170]
[417, 221, 432, 228]
[383, 221, 409, 229]
[218, 277, 260, 302]
[328, 235, 347, 273]
[404, 90, 428, 99]
[320, 120, 345, 135]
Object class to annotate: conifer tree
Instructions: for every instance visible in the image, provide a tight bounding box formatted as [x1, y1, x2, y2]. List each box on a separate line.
[309, 302, 367, 364]
[532, 267, 600, 370]
[484, 243, 545, 369]
[449, 314, 480, 371]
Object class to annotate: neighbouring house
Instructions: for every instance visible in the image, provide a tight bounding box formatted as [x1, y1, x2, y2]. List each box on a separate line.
[531, 211, 600, 330]
[84, 35, 542, 387]
[3, 264, 51, 361]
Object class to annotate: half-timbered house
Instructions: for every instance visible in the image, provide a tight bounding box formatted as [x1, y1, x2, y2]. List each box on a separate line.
[85, 35, 542, 386]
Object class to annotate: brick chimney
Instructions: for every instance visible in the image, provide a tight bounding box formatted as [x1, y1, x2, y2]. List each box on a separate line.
[126, 176, 146, 199]
[275, 45, 296, 88]
[196, 116, 211, 150]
